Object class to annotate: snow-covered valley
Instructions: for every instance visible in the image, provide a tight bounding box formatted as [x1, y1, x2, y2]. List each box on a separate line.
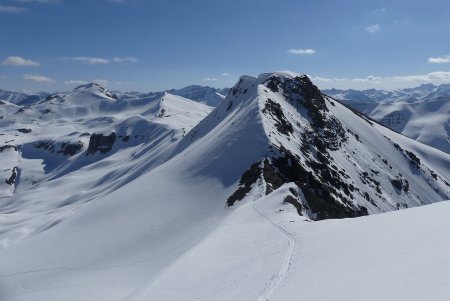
[0, 73, 449, 301]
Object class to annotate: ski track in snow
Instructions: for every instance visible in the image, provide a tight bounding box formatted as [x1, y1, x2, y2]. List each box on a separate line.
[252, 201, 295, 301]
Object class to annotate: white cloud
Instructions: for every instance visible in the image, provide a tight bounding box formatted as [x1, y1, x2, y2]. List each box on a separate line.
[287, 48, 316, 55]
[65, 80, 88, 85]
[365, 24, 380, 33]
[24, 74, 54, 84]
[221, 73, 230, 77]
[113, 56, 137, 63]
[312, 76, 348, 82]
[0, 5, 27, 13]
[311, 71, 450, 90]
[393, 71, 450, 82]
[353, 75, 382, 82]
[64, 57, 110, 64]
[428, 55, 450, 64]
[2, 56, 40, 66]
[61, 56, 138, 65]
[202, 77, 218, 82]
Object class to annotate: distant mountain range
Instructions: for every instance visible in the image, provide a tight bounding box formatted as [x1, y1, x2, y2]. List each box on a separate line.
[2, 82, 449, 154]
[323, 84, 450, 154]
[323, 83, 450, 104]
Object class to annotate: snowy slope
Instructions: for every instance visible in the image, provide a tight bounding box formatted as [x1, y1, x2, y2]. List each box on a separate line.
[0, 73, 449, 301]
[125, 191, 450, 301]
[0, 83, 212, 247]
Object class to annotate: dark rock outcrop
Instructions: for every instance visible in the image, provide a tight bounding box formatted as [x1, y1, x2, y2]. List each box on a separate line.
[86, 132, 116, 155]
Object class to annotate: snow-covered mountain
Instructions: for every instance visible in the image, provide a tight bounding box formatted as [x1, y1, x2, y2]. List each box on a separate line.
[0, 73, 449, 301]
[167, 85, 229, 107]
[324, 84, 450, 153]
[324, 83, 450, 104]
[0, 88, 47, 106]
[115, 85, 228, 107]
[0, 82, 212, 247]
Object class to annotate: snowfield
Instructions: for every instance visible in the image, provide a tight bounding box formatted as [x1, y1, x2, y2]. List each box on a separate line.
[0, 73, 449, 300]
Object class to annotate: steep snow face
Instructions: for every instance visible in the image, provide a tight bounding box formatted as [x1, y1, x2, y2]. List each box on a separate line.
[178, 72, 450, 220]
[0, 84, 212, 248]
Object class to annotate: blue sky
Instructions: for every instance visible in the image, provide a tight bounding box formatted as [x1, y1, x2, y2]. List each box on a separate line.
[0, 0, 450, 92]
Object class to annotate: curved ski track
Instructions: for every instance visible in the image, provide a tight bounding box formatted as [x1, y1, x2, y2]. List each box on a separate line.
[252, 202, 295, 301]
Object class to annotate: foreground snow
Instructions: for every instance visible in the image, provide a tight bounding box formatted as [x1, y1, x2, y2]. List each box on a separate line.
[1, 190, 449, 300]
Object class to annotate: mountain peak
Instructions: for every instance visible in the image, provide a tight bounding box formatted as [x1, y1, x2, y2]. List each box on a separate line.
[73, 82, 118, 100]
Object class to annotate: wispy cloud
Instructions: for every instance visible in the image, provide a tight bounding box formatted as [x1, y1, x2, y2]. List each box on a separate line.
[64, 80, 88, 85]
[365, 24, 380, 33]
[112, 56, 137, 63]
[393, 71, 450, 82]
[202, 77, 218, 82]
[428, 55, 450, 64]
[311, 76, 348, 82]
[312, 71, 450, 89]
[24, 74, 54, 84]
[61, 56, 137, 65]
[353, 75, 382, 82]
[2, 56, 40, 66]
[287, 48, 316, 55]
[62, 57, 110, 65]
[0, 5, 27, 13]
[221, 73, 230, 77]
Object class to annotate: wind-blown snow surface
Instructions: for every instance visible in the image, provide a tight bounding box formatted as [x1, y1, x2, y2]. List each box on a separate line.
[0, 73, 449, 301]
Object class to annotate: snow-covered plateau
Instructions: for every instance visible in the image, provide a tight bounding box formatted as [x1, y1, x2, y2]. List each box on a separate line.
[0, 72, 449, 301]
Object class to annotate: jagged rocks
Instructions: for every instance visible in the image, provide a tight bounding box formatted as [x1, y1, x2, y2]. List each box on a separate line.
[262, 99, 293, 135]
[227, 148, 368, 220]
[59, 142, 84, 156]
[86, 132, 116, 155]
[0, 145, 17, 152]
[391, 178, 410, 192]
[34, 140, 84, 157]
[227, 162, 262, 206]
[5, 167, 18, 186]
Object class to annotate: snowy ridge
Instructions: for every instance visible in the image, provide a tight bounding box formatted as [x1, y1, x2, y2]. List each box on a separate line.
[177, 71, 450, 220]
